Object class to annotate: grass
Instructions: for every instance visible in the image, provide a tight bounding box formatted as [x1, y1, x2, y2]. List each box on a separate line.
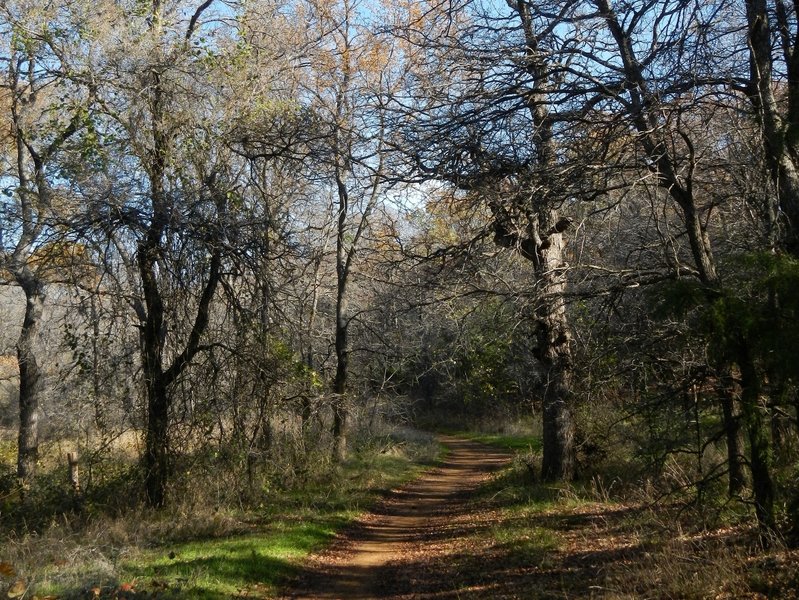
[0, 431, 441, 599]
[447, 430, 542, 453]
[434, 432, 799, 600]
[9, 424, 799, 599]
[116, 523, 339, 599]
[452, 431, 543, 453]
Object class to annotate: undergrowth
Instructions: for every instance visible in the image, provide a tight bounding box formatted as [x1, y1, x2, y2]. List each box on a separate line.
[458, 430, 799, 599]
[0, 427, 440, 599]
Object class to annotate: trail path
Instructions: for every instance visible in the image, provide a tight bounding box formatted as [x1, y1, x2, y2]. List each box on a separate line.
[282, 435, 512, 600]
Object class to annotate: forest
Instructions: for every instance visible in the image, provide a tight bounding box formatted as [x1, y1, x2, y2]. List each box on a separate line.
[1, 0, 799, 597]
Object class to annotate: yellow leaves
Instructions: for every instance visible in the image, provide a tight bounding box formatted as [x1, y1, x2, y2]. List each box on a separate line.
[6, 580, 26, 599]
[0, 566, 24, 600]
[29, 240, 87, 272]
[359, 37, 391, 77]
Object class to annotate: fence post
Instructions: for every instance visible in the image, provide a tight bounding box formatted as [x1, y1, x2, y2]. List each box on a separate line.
[67, 452, 81, 500]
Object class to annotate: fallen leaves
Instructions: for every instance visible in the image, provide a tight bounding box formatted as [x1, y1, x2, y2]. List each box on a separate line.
[6, 580, 26, 599]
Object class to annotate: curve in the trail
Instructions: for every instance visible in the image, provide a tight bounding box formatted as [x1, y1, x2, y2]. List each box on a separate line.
[284, 435, 512, 600]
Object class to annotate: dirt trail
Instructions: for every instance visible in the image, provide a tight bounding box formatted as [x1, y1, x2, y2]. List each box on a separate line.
[283, 435, 512, 600]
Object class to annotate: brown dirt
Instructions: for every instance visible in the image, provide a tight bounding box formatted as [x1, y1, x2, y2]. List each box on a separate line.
[281, 435, 512, 600]
[280, 437, 799, 599]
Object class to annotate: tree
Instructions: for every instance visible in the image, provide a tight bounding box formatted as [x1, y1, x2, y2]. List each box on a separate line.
[74, 0, 297, 506]
[743, 0, 799, 254]
[0, 2, 91, 485]
[387, 0, 606, 479]
[299, 0, 396, 460]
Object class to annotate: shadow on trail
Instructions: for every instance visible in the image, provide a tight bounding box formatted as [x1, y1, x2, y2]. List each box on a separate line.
[283, 436, 512, 600]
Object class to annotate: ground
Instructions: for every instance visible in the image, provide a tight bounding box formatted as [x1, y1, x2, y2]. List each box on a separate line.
[281, 436, 799, 600]
[282, 435, 512, 599]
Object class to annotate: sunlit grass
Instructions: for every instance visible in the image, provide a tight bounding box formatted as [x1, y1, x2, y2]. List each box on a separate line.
[449, 431, 543, 452]
[117, 522, 342, 598]
[6, 435, 441, 599]
[112, 453, 435, 598]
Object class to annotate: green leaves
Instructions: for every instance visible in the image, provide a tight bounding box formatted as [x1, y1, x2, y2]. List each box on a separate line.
[653, 252, 799, 378]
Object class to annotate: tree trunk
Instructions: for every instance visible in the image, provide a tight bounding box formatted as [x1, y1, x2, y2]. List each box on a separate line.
[140, 250, 168, 506]
[141, 42, 170, 506]
[719, 378, 747, 497]
[745, 0, 799, 255]
[507, 0, 576, 481]
[536, 214, 576, 481]
[139, 187, 168, 506]
[683, 204, 718, 284]
[332, 294, 349, 463]
[144, 373, 169, 507]
[332, 172, 351, 462]
[16, 278, 45, 484]
[738, 346, 776, 536]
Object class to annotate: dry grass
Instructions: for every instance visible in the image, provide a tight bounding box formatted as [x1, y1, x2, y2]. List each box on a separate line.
[0, 424, 441, 598]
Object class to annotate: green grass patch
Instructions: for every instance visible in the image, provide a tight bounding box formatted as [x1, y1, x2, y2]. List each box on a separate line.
[11, 434, 442, 599]
[116, 521, 342, 599]
[451, 430, 542, 453]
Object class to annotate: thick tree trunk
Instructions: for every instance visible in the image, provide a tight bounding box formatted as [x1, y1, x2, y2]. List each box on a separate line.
[140, 234, 168, 506]
[537, 215, 576, 481]
[16, 278, 45, 484]
[738, 347, 776, 535]
[144, 374, 169, 507]
[508, 0, 576, 481]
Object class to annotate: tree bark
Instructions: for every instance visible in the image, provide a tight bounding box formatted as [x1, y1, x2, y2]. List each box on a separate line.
[144, 377, 169, 508]
[719, 376, 747, 497]
[332, 173, 351, 463]
[16, 276, 45, 484]
[745, 0, 799, 255]
[536, 217, 576, 481]
[332, 298, 349, 462]
[513, 0, 577, 481]
[738, 345, 776, 535]
[139, 229, 168, 506]
[139, 67, 169, 504]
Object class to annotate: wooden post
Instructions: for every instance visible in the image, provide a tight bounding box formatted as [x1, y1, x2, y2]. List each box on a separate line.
[67, 452, 80, 498]
[247, 450, 257, 493]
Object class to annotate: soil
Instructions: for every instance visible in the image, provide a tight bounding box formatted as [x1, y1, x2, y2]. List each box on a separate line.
[280, 436, 799, 599]
[281, 435, 512, 600]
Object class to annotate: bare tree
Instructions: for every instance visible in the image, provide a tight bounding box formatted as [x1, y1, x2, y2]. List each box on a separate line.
[0, 2, 91, 485]
[299, 0, 397, 460]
